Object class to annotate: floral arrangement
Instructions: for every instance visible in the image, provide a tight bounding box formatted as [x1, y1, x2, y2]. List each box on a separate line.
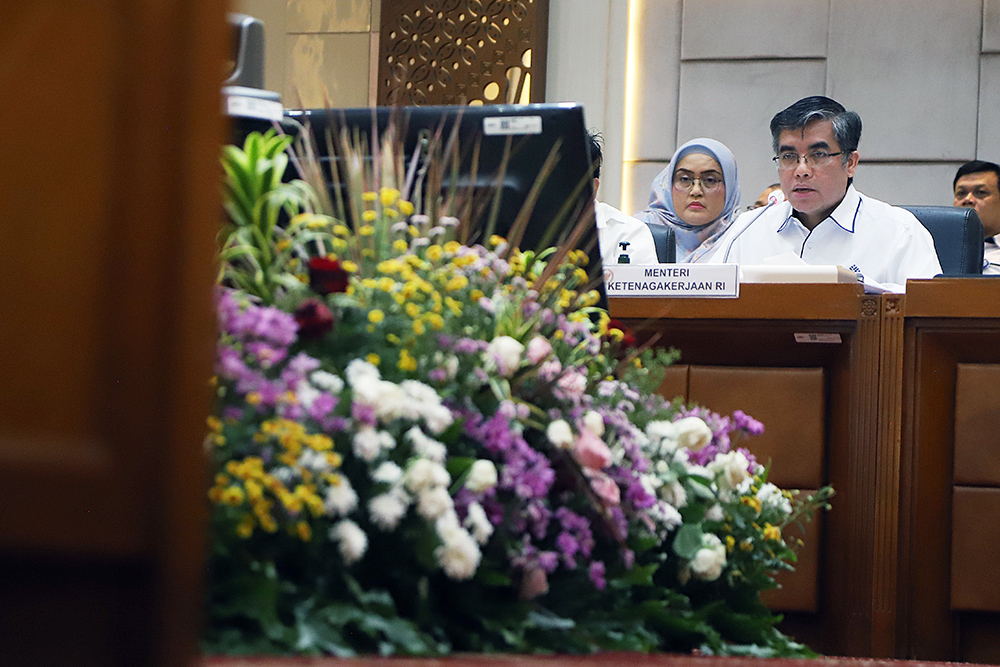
[203, 128, 832, 657]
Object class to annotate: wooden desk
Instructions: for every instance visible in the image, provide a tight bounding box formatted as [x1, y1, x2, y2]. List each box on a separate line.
[612, 283, 895, 658]
[897, 279, 1000, 663]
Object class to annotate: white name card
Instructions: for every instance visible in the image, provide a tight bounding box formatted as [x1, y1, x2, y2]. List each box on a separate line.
[225, 95, 284, 121]
[483, 116, 542, 135]
[603, 264, 740, 298]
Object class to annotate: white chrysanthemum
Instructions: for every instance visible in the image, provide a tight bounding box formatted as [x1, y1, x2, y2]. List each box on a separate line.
[417, 486, 454, 520]
[296, 383, 320, 410]
[311, 370, 345, 394]
[435, 526, 482, 580]
[345, 359, 380, 387]
[546, 419, 574, 449]
[330, 519, 368, 565]
[401, 379, 440, 408]
[373, 381, 412, 422]
[404, 458, 450, 493]
[675, 416, 713, 452]
[686, 464, 713, 482]
[368, 492, 409, 530]
[464, 502, 494, 544]
[690, 533, 726, 581]
[350, 374, 382, 406]
[352, 426, 382, 462]
[756, 482, 793, 515]
[423, 404, 454, 435]
[405, 426, 447, 463]
[651, 500, 683, 531]
[324, 476, 359, 516]
[705, 503, 725, 522]
[465, 460, 498, 493]
[372, 461, 404, 485]
[659, 480, 688, 509]
[298, 448, 333, 473]
[708, 450, 751, 492]
[485, 335, 524, 377]
[378, 430, 396, 451]
[582, 410, 605, 437]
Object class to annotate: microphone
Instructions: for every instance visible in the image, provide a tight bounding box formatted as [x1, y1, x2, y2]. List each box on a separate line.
[721, 196, 783, 263]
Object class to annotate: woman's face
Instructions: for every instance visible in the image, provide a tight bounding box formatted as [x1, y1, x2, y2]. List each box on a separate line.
[671, 153, 726, 226]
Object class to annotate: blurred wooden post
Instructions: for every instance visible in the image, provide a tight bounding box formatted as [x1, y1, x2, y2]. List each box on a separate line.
[0, 1, 226, 665]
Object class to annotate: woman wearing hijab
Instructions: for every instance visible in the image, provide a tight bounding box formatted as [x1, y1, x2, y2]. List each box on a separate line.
[633, 138, 741, 263]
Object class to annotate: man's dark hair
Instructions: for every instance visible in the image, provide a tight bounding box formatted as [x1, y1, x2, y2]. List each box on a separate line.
[588, 129, 603, 180]
[770, 96, 862, 167]
[953, 160, 1000, 190]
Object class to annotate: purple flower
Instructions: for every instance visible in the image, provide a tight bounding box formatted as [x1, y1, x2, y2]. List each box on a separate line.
[589, 561, 606, 590]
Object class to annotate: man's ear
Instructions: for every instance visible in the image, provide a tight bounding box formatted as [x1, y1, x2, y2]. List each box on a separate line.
[845, 150, 860, 178]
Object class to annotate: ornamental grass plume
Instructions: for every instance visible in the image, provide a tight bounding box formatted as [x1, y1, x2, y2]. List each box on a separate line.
[204, 119, 833, 658]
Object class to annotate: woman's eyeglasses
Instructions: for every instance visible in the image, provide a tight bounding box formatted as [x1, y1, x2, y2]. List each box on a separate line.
[672, 173, 723, 192]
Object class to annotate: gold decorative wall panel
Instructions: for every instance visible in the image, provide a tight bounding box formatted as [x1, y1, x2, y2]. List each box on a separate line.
[377, 0, 548, 105]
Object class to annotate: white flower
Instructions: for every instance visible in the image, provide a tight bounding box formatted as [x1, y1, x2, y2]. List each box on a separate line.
[324, 476, 358, 516]
[525, 336, 553, 365]
[705, 503, 725, 522]
[486, 335, 525, 377]
[405, 426, 447, 463]
[373, 381, 411, 422]
[296, 383, 320, 410]
[465, 459, 498, 493]
[659, 480, 688, 509]
[675, 416, 713, 452]
[690, 533, 727, 581]
[756, 482, 793, 515]
[417, 486, 454, 520]
[404, 458, 450, 493]
[345, 359, 380, 387]
[378, 430, 396, 451]
[686, 464, 713, 482]
[350, 375, 382, 406]
[435, 525, 482, 580]
[330, 520, 367, 565]
[646, 420, 679, 457]
[423, 404, 454, 434]
[372, 461, 404, 485]
[464, 502, 494, 544]
[546, 419, 574, 449]
[368, 492, 409, 530]
[708, 450, 751, 492]
[582, 410, 605, 437]
[311, 370, 344, 394]
[651, 500, 683, 531]
[352, 426, 382, 462]
[401, 379, 440, 407]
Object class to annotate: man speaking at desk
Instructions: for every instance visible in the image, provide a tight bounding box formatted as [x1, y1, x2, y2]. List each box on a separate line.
[711, 96, 940, 292]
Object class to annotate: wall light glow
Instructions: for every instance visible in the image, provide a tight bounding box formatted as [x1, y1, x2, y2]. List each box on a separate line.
[621, 0, 641, 211]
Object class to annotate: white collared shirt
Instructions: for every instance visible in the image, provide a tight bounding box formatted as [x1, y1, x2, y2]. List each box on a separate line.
[711, 185, 941, 291]
[985, 237, 1000, 275]
[595, 201, 660, 265]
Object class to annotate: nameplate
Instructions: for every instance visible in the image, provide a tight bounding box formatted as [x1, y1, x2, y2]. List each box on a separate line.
[483, 116, 542, 136]
[603, 264, 739, 298]
[226, 95, 284, 121]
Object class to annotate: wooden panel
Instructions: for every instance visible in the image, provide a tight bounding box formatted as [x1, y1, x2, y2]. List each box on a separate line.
[0, 0, 225, 664]
[688, 366, 825, 489]
[954, 363, 1000, 486]
[761, 490, 822, 613]
[377, 0, 548, 105]
[951, 487, 1000, 611]
[656, 364, 688, 402]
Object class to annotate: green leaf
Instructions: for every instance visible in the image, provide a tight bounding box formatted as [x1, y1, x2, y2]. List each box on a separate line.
[673, 523, 705, 559]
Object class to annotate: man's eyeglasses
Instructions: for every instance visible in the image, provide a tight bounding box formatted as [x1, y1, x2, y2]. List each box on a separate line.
[772, 150, 843, 170]
[672, 173, 724, 192]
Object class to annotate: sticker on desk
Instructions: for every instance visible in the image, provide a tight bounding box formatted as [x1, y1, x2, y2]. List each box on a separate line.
[794, 333, 843, 344]
[483, 116, 542, 135]
[604, 264, 739, 298]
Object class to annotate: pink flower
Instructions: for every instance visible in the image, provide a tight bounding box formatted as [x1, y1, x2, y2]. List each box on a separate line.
[519, 564, 549, 600]
[573, 429, 612, 471]
[585, 470, 621, 506]
[525, 336, 552, 365]
[555, 370, 587, 401]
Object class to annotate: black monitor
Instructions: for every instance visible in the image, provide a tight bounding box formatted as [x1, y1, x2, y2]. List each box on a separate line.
[283, 104, 603, 302]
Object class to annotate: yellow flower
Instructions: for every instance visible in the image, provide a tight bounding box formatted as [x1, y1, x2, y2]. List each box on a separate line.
[740, 539, 754, 553]
[333, 224, 351, 236]
[412, 319, 426, 335]
[392, 239, 409, 252]
[207, 416, 223, 432]
[763, 524, 782, 542]
[246, 391, 262, 405]
[398, 348, 418, 372]
[489, 234, 505, 248]
[405, 302, 421, 318]
[380, 187, 399, 206]
[424, 313, 444, 330]
[295, 520, 312, 542]
[342, 260, 358, 273]
[741, 496, 763, 513]
[359, 222, 375, 233]
[445, 275, 469, 291]
[275, 239, 291, 252]
[385, 208, 398, 218]
[221, 486, 245, 507]
[331, 238, 348, 250]
[368, 309, 385, 324]
[366, 353, 381, 366]
[608, 328, 624, 342]
[445, 296, 463, 316]
[443, 240, 461, 253]
[386, 333, 401, 344]
[236, 514, 255, 539]
[399, 200, 415, 216]
[377, 277, 395, 292]
[427, 245, 444, 262]
[362, 191, 377, 203]
[470, 289, 484, 301]
[725, 535, 736, 553]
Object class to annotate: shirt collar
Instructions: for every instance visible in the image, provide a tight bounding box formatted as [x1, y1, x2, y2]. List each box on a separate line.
[777, 185, 861, 233]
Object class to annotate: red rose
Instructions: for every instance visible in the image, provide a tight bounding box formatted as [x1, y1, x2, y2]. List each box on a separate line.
[294, 298, 335, 339]
[607, 318, 637, 350]
[308, 256, 349, 295]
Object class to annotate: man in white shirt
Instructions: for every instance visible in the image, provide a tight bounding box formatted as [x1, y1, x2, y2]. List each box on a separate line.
[712, 96, 941, 292]
[588, 131, 659, 265]
[953, 160, 1000, 275]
